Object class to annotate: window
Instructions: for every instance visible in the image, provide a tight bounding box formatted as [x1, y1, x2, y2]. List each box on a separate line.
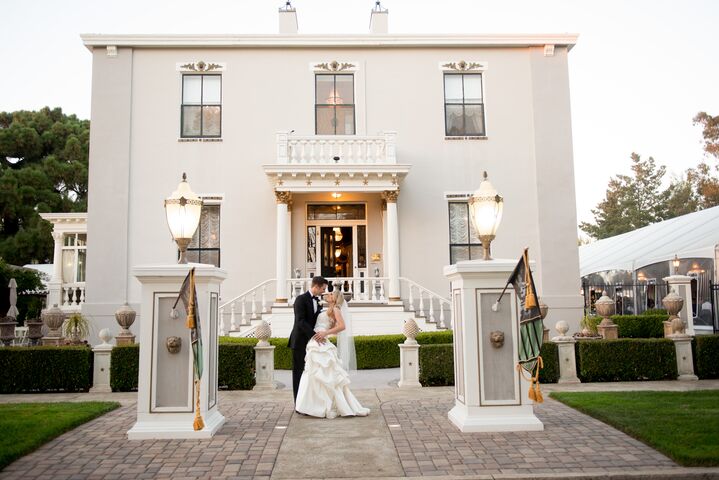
[448, 202, 482, 264]
[444, 74, 485, 136]
[315, 74, 355, 135]
[186, 205, 221, 267]
[181, 74, 221, 138]
[62, 234, 87, 283]
[307, 204, 365, 220]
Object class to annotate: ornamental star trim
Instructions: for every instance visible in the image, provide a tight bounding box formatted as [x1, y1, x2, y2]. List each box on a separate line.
[180, 61, 223, 72]
[442, 61, 483, 71]
[314, 61, 356, 72]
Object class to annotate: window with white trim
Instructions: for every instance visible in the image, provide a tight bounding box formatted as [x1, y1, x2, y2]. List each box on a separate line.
[62, 234, 87, 283]
[181, 74, 222, 138]
[444, 73, 486, 136]
[448, 202, 483, 264]
[186, 204, 221, 267]
[315, 74, 355, 135]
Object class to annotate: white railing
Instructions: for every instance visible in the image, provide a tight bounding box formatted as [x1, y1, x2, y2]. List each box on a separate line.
[276, 132, 397, 165]
[219, 279, 275, 334]
[61, 283, 86, 308]
[288, 277, 388, 304]
[400, 277, 451, 329]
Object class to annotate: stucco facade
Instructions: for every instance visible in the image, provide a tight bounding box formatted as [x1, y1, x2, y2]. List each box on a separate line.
[77, 13, 583, 339]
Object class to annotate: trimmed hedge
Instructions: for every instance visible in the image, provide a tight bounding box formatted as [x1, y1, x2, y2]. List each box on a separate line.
[538, 342, 560, 384]
[419, 344, 453, 386]
[110, 345, 139, 392]
[695, 334, 719, 379]
[576, 338, 677, 382]
[588, 314, 667, 338]
[219, 330, 454, 370]
[0, 346, 93, 393]
[110, 343, 257, 391]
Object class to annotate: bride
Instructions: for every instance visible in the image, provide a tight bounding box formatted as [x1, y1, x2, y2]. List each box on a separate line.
[294, 288, 370, 418]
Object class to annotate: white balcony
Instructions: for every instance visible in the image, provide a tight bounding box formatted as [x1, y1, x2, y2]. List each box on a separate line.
[277, 132, 396, 165]
[266, 131, 409, 192]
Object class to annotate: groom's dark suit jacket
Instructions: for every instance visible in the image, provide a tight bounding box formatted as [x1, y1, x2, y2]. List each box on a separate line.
[289, 291, 321, 350]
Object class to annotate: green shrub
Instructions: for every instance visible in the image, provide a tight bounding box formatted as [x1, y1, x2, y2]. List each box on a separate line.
[587, 314, 666, 338]
[220, 330, 453, 370]
[576, 338, 677, 382]
[538, 342, 559, 384]
[110, 345, 139, 392]
[218, 343, 255, 389]
[0, 346, 92, 393]
[419, 344, 453, 386]
[643, 308, 668, 315]
[695, 335, 719, 379]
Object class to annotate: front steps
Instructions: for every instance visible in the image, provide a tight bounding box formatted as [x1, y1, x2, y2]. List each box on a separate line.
[227, 301, 447, 338]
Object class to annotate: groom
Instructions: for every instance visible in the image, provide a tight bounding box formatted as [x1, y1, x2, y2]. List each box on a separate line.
[289, 276, 329, 403]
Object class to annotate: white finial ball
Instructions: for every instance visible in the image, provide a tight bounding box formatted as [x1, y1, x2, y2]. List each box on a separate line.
[555, 320, 569, 336]
[99, 328, 113, 345]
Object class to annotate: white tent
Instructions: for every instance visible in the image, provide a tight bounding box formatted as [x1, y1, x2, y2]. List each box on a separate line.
[579, 205, 719, 278]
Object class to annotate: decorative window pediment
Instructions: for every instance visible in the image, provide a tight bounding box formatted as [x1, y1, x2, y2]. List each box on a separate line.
[176, 61, 226, 72]
[310, 60, 359, 73]
[439, 60, 487, 72]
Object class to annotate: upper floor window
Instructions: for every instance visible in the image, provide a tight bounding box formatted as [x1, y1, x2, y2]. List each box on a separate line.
[444, 73, 485, 136]
[448, 202, 482, 264]
[315, 74, 355, 135]
[181, 74, 221, 138]
[186, 204, 221, 267]
[62, 234, 87, 283]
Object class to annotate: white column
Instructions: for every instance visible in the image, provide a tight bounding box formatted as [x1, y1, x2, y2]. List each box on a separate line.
[275, 191, 291, 303]
[381, 200, 387, 278]
[286, 202, 292, 286]
[663, 275, 696, 336]
[383, 191, 400, 301]
[48, 231, 64, 307]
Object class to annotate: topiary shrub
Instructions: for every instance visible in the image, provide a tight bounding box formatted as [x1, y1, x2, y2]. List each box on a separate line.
[695, 334, 719, 379]
[576, 338, 677, 382]
[218, 343, 255, 389]
[587, 314, 666, 338]
[0, 346, 93, 393]
[110, 344, 139, 392]
[419, 344, 453, 386]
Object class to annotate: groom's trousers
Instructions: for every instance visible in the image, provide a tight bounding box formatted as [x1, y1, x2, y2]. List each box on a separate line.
[292, 348, 306, 402]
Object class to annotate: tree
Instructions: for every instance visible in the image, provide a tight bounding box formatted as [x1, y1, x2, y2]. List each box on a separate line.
[580, 153, 669, 239]
[0, 107, 89, 265]
[687, 112, 719, 208]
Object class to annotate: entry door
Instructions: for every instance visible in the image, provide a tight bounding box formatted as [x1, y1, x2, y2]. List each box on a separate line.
[319, 226, 353, 280]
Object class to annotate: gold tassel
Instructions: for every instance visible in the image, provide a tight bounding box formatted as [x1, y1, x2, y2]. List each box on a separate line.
[523, 251, 538, 309]
[186, 269, 196, 329]
[193, 378, 204, 431]
[531, 356, 544, 404]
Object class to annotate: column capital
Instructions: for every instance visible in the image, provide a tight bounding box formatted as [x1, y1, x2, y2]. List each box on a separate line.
[381, 199, 387, 211]
[52, 231, 64, 242]
[274, 190, 292, 204]
[382, 190, 399, 203]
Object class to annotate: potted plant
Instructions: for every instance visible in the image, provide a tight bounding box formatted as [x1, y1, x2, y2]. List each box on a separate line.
[62, 312, 91, 345]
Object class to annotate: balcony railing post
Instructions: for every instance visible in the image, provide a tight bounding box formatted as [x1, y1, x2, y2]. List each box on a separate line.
[277, 132, 289, 164]
[383, 131, 397, 164]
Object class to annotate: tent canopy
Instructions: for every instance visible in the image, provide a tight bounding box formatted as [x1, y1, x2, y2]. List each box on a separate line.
[579, 206, 719, 278]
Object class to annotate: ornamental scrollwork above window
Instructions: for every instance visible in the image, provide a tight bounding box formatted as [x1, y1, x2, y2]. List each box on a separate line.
[313, 61, 356, 72]
[441, 60, 484, 71]
[177, 61, 225, 72]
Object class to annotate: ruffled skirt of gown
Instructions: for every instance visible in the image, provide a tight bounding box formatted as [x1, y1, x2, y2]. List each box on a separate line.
[295, 339, 370, 418]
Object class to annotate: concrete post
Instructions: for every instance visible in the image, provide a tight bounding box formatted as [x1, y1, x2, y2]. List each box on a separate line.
[90, 329, 114, 393]
[663, 275, 696, 336]
[253, 345, 277, 390]
[671, 335, 698, 381]
[551, 321, 580, 384]
[398, 319, 421, 388]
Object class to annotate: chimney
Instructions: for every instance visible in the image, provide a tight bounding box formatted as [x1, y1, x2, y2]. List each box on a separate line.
[369, 1, 388, 34]
[278, 1, 298, 34]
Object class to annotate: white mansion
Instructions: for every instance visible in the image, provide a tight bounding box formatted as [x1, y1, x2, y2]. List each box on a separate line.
[42, 5, 583, 340]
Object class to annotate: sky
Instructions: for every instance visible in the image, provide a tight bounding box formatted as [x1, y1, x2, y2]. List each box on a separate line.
[1, 0, 718, 227]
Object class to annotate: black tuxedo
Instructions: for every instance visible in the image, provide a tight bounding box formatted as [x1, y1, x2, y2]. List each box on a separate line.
[289, 291, 322, 401]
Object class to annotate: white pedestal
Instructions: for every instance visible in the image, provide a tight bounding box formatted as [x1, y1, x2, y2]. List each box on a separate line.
[553, 336, 581, 384]
[663, 275, 696, 336]
[254, 344, 277, 390]
[90, 343, 113, 393]
[398, 342, 421, 388]
[671, 335, 698, 381]
[444, 259, 544, 433]
[127, 264, 227, 440]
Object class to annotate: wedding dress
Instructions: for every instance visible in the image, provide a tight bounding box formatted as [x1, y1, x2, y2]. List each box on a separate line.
[294, 311, 370, 418]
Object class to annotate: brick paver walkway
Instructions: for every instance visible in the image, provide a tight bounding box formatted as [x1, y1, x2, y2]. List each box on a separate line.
[0, 401, 293, 480]
[381, 396, 678, 477]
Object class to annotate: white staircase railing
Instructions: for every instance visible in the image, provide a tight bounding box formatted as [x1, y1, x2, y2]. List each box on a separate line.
[287, 277, 389, 304]
[400, 277, 451, 329]
[219, 279, 275, 333]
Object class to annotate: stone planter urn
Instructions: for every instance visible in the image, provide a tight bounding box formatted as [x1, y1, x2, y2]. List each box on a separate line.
[595, 292, 618, 339]
[539, 300, 549, 342]
[255, 320, 272, 347]
[403, 318, 419, 345]
[41, 304, 66, 346]
[0, 317, 17, 346]
[662, 290, 685, 337]
[115, 303, 137, 346]
[26, 318, 44, 346]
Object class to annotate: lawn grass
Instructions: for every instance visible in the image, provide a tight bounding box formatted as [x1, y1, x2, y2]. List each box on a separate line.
[0, 402, 120, 470]
[550, 390, 719, 467]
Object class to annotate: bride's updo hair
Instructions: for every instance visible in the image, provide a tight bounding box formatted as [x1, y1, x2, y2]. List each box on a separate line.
[332, 288, 345, 308]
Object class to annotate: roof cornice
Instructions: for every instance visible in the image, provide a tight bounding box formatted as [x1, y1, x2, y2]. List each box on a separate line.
[80, 33, 578, 51]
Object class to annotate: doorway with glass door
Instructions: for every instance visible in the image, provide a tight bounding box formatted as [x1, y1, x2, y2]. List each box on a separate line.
[305, 203, 368, 296]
